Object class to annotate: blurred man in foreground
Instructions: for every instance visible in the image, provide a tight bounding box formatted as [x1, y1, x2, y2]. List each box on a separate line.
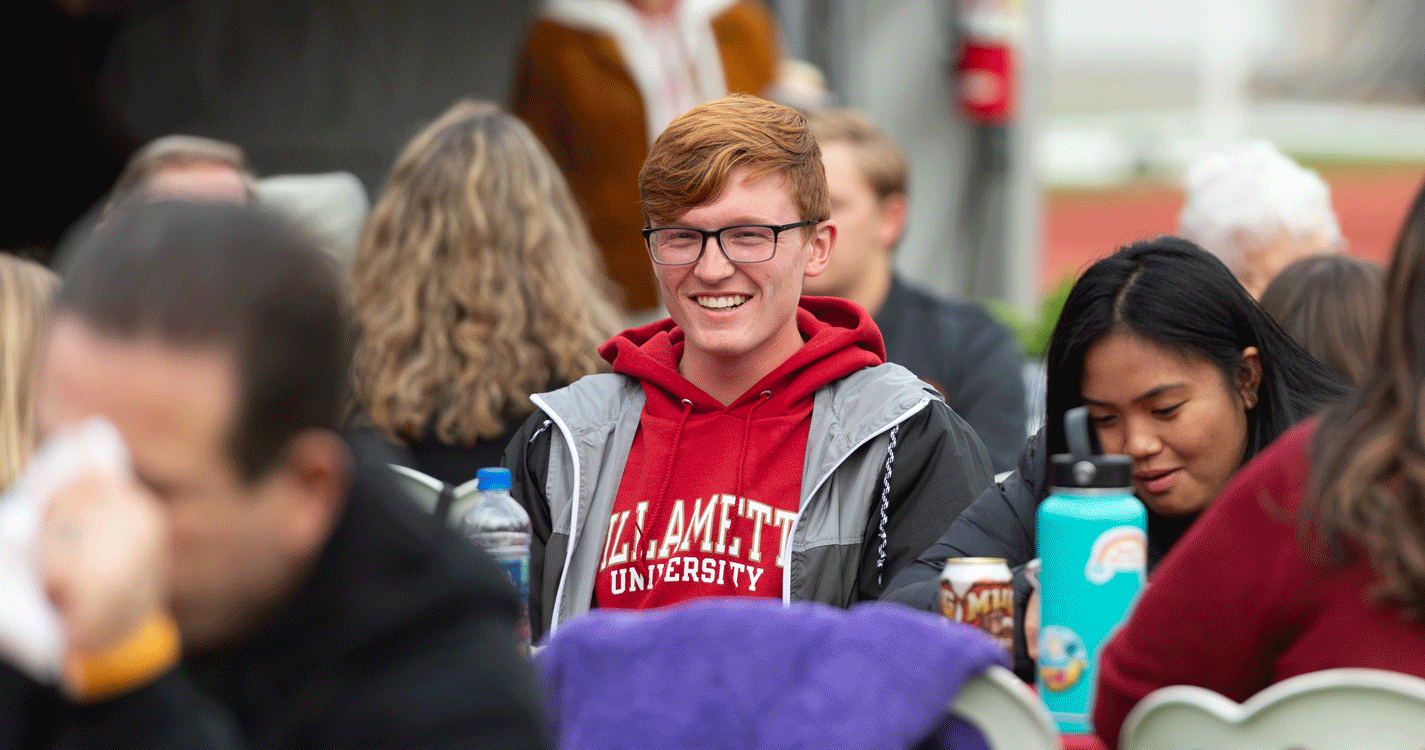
[803, 109, 1026, 472]
[1, 202, 546, 748]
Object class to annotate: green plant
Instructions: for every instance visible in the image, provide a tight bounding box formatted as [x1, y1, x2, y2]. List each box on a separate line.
[987, 274, 1075, 360]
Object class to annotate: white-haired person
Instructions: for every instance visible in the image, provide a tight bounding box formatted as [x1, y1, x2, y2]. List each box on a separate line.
[1178, 140, 1345, 298]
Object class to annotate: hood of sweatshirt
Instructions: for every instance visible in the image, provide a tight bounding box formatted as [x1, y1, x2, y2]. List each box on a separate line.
[599, 296, 886, 414]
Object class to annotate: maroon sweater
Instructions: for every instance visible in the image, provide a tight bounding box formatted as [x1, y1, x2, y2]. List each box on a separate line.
[1093, 420, 1425, 748]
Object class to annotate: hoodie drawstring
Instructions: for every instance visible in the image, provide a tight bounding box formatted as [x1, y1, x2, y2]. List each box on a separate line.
[733, 391, 773, 501]
[638, 398, 694, 566]
[875, 423, 901, 588]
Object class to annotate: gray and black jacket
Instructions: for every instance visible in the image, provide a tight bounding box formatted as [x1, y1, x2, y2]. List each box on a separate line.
[505, 365, 994, 641]
[875, 275, 1027, 473]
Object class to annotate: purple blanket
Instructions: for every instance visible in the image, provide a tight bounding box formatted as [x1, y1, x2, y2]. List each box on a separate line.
[535, 599, 1008, 749]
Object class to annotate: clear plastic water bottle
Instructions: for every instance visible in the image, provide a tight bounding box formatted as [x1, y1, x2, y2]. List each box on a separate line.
[459, 467, 532, 655]
[1036, 408, 1147, 734]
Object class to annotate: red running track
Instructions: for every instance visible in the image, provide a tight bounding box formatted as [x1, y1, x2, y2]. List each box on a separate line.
[1041, 164, 1425, 294]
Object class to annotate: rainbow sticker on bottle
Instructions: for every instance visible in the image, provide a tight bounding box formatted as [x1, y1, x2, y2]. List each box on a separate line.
[1084, 525, 1147, 585]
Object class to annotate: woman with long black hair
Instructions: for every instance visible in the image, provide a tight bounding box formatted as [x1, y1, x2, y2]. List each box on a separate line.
[1093, 179, 1425, 748]
[882, 236, 1350, 676]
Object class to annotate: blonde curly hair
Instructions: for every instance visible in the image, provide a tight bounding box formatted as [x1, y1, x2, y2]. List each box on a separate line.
[0, 254, 57, 491]
[350, 100, 623, 447]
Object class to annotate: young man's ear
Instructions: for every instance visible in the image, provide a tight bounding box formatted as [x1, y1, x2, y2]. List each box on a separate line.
[876, 193, 908, 251]
[275, 430, 351, 556]
[802, 219, 837, 278]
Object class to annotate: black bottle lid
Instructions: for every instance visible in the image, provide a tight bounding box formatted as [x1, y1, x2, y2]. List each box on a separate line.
[1051, 405, 1133, 490]
[1050, 453, 1133, 489]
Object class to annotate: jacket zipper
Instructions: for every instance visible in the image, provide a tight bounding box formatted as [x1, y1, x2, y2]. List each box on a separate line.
[782, 397, 932, 604]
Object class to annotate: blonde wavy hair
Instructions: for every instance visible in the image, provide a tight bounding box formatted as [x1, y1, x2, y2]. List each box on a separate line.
[350, 100, 623, 446]
[0, 254, 58, 491]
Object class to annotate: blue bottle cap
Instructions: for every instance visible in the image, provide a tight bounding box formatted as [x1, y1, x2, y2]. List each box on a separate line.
[476, 467, 512, 491]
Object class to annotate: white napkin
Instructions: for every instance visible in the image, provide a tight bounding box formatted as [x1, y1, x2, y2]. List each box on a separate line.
[0, 417, 131, 684]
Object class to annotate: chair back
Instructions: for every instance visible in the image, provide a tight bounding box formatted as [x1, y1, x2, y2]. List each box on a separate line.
[1119, 668, 1425, 750]
[387, 464, 482, 525]
[950, 665, 1060, 750]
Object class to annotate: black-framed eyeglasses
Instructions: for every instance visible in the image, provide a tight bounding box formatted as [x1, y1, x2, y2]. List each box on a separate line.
[641, 220, 818, 266]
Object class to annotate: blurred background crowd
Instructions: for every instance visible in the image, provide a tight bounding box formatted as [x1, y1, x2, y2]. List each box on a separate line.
[5, 1, 1425, 747]
[7, 2, 1418, 274]
[7, 0, 1423, 352]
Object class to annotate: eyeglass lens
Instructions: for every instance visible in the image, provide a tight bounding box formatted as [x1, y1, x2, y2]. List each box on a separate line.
[647, 226, 779, 264]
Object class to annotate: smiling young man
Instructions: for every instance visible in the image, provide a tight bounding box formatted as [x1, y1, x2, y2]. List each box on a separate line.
[506, 94, 994, 639]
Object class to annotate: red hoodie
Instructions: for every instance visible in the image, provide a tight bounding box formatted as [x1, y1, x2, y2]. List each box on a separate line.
[592, 297, 884, 610]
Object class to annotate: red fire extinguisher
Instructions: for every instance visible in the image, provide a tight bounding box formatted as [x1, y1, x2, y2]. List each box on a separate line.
[956, 0, 1021, 125]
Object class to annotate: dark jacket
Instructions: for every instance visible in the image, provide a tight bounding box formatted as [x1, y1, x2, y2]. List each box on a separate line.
[509, 385, 992, 641]
[0, 453, 548, 749]
[875, 275, 1027, 473]
[402, 425, 522, 487]
[348, 411, 537, 490]
[881, 429, 1195, 680]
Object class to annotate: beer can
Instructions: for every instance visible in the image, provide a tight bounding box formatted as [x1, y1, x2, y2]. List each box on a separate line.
[939, 557, 1015, 652]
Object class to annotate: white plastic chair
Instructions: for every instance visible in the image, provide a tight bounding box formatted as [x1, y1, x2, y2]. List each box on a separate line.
[387, 464, 481, 526]
[950, 665, 1061, 750]
[1119, 668, 1425, 750]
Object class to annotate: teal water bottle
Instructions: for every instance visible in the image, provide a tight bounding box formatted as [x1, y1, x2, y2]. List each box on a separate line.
[1036, 408, 1146, 734]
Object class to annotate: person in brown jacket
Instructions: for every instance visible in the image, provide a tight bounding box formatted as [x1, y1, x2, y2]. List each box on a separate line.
[512, 0, 779, 316]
